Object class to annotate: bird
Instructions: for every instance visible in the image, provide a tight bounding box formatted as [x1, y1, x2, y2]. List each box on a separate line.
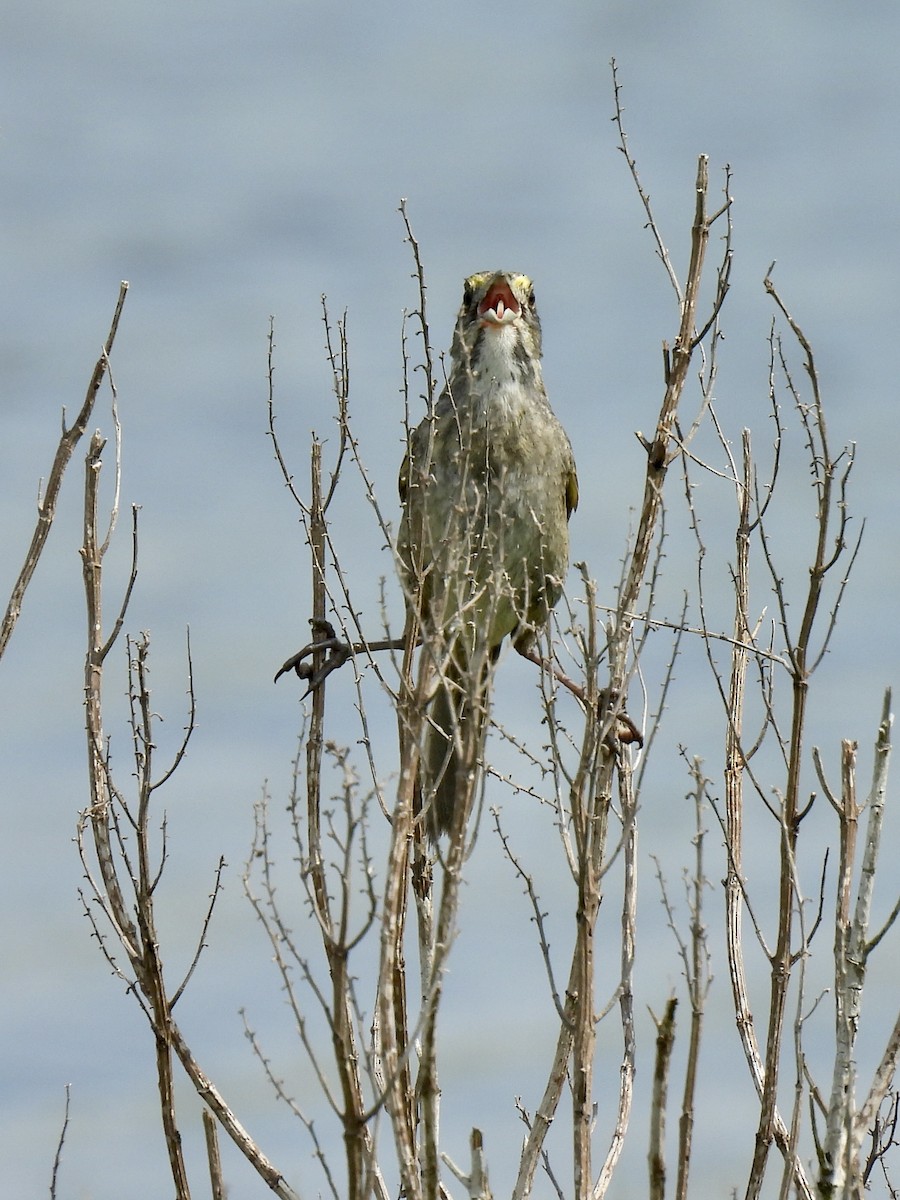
[398, 271, 578, 838]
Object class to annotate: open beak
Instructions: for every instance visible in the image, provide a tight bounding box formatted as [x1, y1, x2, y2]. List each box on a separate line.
[478, 278, 520, 327]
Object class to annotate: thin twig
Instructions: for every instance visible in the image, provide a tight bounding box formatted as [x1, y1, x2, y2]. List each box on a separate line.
[48, 1084, 72, 1200]
[1, 281, 129, 661]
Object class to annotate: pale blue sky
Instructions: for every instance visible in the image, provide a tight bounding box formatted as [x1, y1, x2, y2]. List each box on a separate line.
[3, 2, 900, 1195]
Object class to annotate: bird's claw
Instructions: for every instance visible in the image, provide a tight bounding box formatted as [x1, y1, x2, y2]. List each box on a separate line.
[598, 687, 644, 750]
[274, 619, 351, 694]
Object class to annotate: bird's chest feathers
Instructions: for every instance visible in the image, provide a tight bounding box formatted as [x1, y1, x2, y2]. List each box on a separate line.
[465, 330, 544, 462]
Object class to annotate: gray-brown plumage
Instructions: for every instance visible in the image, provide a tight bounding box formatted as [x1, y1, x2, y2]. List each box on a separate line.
[398, 271, 578, 837]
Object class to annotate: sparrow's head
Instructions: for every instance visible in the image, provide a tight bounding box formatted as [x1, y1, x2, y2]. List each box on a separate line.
[451, 271, 543, 372]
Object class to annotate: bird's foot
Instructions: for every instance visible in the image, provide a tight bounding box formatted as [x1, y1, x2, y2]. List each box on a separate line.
[274, 618, 351, 693]
[598, 687, 644, 749]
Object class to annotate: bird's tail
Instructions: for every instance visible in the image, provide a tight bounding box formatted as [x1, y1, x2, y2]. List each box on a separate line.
[423, 651, 493, 839]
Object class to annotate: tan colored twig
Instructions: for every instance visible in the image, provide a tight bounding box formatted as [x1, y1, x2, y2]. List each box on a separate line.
[675, 764, 711, 1200]
[1, 280, 128, 662]
[48, 1084, 72, 1200]
[741, 276, 860, 1200]
[816, 691, 896, 1195]
[80, 434, 301, 1200]
[266, 292, 415, 1199]
[651, 756, 712, 1200]
[720, 431, 814, 1200]
[509, 74, 730, 1188]
[442, 1128, 494, 1200]
[304, 441, 382, 1200]
[593, 750, 638, 1200]
[202, 1109, 225, 1200]
[648, 997, 677, 1200]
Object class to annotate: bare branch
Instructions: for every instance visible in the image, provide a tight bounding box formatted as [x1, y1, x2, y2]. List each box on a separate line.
[171, 855, 226, 1008]
[1, 280, 128, 662]
[202, 1109, 225, 1200]
[48, 1084, 72, 1200]
[610, 59, 682, 304]
[648, 997, 677, 1200]
[493, 810, 569, 1023]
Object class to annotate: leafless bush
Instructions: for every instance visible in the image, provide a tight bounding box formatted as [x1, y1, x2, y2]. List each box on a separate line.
[6, 70, 899, 1200]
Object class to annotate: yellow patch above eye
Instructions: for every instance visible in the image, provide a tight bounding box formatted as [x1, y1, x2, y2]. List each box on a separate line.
[462, 272, 534, 308]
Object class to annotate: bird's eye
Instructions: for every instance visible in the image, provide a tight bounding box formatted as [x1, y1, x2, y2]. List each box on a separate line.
[462, 283, 474, 307]
[527, 289, 536, 308]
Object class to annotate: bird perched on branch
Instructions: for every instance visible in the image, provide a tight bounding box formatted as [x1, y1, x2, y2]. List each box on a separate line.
[399, 271, 578, 837]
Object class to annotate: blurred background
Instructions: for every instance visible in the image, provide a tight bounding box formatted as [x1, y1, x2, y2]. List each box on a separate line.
[3, 1, 900, 1195]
